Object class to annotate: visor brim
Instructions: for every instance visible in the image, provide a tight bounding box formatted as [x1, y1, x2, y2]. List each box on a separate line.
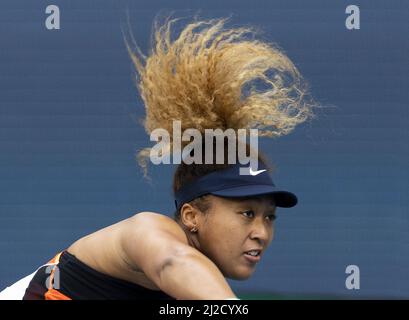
[210, 185, 298, 208]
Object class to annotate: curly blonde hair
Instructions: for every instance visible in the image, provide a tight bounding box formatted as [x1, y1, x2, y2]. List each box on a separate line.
[125, 17, 314, 173]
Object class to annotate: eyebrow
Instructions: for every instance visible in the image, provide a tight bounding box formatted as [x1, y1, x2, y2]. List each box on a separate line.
[265, 207, 276, 214]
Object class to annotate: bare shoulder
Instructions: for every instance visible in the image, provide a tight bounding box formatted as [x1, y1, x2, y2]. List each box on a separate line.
[128, 211, 177, 224]
[117, 211, 192, 283]
[68, 211, 186, 255]
[120, 211, 189, 247]
[67, 211, 187, 289]
[127, 211, 175, 225]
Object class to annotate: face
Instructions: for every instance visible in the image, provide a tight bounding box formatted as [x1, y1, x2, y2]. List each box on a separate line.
[193, 195, 276, 280]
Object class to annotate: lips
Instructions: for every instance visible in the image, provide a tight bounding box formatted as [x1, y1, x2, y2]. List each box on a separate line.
[243, 253, 261, 264]
[243, 249, 262, 264]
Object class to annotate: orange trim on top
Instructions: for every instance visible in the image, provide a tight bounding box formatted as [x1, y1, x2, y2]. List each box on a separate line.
[45, 288, 71, 300]
[47, 252, 63, 265]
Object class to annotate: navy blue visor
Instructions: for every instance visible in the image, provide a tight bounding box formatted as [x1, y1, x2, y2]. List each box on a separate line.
[174, 162, 298, 211]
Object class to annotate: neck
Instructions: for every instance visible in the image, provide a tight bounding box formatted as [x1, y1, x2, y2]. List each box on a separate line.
[177, 220, 201, 251]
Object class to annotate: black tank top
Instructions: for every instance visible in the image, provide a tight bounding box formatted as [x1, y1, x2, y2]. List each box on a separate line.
[23, 251, 174, 300]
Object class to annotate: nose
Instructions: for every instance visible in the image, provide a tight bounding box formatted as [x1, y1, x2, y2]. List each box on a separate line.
[249, 218, 272, 246]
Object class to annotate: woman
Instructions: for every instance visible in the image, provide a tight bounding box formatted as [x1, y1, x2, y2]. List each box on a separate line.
[0, 17, 313, 300]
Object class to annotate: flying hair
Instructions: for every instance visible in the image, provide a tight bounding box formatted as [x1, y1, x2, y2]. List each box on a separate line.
[124, 16, 315, 175]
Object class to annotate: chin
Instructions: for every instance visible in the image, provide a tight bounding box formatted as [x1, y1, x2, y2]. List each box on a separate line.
[232, 274, 252, 281]
[225, 267, 255, 280]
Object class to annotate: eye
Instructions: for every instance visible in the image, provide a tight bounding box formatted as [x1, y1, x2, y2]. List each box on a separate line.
[266, 214, 277, 222]
[241, 210, 255, 218]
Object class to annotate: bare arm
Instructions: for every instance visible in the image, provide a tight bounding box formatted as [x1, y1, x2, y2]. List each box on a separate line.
[119, 212, 237, 300]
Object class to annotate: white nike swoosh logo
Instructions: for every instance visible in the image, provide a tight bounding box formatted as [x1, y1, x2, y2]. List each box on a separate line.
[249, 168, 267, 176]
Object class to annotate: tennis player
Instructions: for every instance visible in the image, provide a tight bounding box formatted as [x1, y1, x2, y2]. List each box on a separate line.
[0, 17, 313, 300]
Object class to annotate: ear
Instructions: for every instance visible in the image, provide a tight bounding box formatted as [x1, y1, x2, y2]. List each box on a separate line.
[180, 203, 200, 231]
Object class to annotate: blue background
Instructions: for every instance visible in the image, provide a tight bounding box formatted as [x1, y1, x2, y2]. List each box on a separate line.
[0, 0, 408, 298]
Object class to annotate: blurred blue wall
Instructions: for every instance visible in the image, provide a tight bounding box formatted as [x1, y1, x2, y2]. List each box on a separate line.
[0, 0, 408, 298]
